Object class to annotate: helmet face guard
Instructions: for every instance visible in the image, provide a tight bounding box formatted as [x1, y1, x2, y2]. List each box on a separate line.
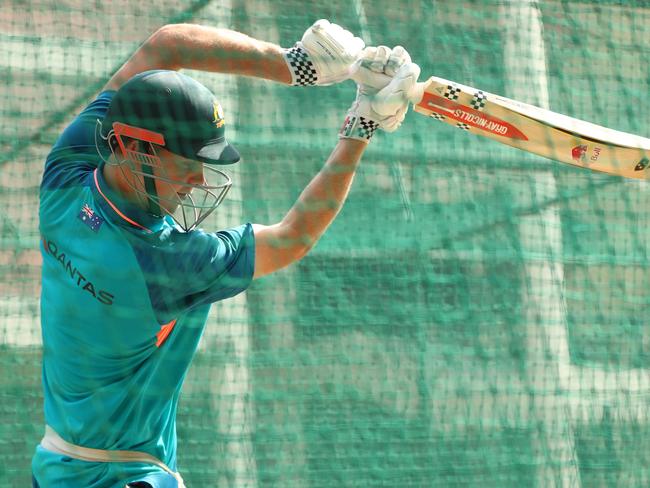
[100, 121, 232, 232]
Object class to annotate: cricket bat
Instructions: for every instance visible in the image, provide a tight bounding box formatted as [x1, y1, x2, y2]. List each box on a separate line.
[407, 76, 650, 179]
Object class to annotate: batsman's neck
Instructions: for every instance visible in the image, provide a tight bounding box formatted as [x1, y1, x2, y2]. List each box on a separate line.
[102, 161, 148, 210]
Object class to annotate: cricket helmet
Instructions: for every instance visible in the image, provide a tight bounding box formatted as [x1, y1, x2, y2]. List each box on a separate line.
[97, 70, 239, 231]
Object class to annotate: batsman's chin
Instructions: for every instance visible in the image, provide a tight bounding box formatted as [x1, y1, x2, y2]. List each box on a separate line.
[159, 198, 183, 216]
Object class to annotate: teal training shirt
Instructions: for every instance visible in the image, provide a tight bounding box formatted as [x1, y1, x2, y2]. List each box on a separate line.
[33, 91, 255, 487]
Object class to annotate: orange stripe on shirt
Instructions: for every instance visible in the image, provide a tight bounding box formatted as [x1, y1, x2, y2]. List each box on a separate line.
[93, 169, 152, 234]
[156, 319, 177, 347]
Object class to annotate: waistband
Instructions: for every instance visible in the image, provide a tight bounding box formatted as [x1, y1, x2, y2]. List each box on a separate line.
[40, 425, 185, 487]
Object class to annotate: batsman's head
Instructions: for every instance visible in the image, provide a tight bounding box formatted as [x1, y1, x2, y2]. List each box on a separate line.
[98, 70, 239, 231]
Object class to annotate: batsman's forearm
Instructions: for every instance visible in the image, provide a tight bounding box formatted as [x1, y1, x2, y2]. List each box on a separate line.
[282, 138, 367, 250]
[154, 24, 292, 84]
[251, 138, 366, 279]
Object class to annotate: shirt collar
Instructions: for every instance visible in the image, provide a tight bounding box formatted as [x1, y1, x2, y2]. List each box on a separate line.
[91, 165, 166, 233]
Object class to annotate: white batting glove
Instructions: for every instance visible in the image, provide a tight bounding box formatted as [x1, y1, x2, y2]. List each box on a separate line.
[340, 47, 419, 142]
[283, 19, 365, 86]
[352, 45, 412, 94]
[372, 62, 422, 122]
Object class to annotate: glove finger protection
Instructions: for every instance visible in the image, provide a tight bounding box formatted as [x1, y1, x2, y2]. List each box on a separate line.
[340, 60, 420, 141]
[351, 46, 395, 94]
[371, 62, 422, 124]
[284, 19, 365, 86]
[351, 44, 413, 94]
[361, 45, 392, 74]
[384, 45, 411, 77]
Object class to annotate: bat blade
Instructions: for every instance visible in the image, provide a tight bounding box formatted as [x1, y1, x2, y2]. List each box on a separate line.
[412, 76, 650, 179]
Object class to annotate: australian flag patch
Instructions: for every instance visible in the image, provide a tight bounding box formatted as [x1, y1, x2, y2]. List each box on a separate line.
[78, 203, 104, 232]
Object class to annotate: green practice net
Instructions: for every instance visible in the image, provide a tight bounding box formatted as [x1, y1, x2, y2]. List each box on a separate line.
[2, 1, 650, 486]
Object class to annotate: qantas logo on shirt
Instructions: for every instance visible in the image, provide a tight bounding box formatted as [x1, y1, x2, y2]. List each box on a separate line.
[42, 236, 115, 306]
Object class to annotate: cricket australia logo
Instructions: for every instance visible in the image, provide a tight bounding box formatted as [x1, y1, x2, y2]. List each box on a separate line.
[213, 101, 225, 128]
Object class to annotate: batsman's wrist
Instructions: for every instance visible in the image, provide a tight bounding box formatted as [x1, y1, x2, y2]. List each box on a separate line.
[282, 43, 318, 86]
[338, 113, 379, 143]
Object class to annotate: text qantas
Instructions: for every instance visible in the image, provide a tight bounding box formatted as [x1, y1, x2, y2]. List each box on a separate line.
[42, 236, 115, 305]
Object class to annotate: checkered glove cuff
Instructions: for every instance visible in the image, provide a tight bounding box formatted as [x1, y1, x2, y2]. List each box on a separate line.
[339, 114, 379, 143]
[283, 44, 318, 86]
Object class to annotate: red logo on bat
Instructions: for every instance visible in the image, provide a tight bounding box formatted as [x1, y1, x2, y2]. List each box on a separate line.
[571, 145, 588, 162]
[419, 92, 528, 140]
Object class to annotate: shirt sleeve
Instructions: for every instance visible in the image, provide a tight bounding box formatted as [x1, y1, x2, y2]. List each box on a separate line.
[134, 223, 256, 323]
[41, 91, 115, 191]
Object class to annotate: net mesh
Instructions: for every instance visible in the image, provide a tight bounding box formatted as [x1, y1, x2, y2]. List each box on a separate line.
[2, 1, 650, 486]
